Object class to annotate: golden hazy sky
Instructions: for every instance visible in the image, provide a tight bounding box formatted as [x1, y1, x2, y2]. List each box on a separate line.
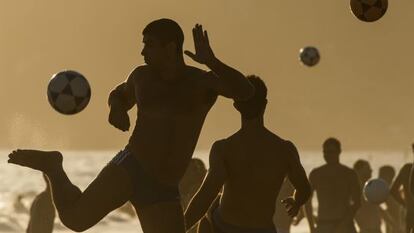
[1, 0, 413, 151]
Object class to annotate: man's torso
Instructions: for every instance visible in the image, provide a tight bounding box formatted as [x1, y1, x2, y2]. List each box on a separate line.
[127, 65, 217, 184]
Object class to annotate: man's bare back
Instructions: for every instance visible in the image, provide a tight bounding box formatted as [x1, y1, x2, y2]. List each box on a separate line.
[185, 76, 311, 233]
[217, 130, 304, 227]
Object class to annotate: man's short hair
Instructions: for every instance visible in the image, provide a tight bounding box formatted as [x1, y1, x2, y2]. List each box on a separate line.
[353, 159, 369, 171]
[379, 165, 395, 178]
[143, 18, 184, 52]
[234, 75, 267, 119]
[323, 137, 341, 150]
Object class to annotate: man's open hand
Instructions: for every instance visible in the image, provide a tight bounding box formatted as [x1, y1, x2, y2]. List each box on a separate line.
[282, 197, 301, 218]
[184, 24, 216, 65]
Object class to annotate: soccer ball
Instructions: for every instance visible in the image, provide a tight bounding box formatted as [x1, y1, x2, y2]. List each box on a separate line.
[47, 70, 91, 115]
[350, 0, 388, 22]
[363, 178, 389, 204]
[299, 46, 320, 67]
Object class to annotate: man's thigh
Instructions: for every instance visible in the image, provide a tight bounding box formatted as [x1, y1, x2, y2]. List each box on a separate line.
[136, 201, 185, 233]
[73, 164, 133, 223]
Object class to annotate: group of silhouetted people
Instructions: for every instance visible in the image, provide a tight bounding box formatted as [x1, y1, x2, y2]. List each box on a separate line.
[7, 18, 414, 233]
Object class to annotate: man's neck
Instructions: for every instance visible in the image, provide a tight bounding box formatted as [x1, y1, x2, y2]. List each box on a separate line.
[240, 117, 265, 131]
[159, 56, 186, 81]
[326, 160, 340, 166]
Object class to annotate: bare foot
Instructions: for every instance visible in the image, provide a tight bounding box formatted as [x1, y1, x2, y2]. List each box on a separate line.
[8, 149, 63, 174]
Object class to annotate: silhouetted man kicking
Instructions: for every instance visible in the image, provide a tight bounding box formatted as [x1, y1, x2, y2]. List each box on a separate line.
[305, 138, 361, 233]
[185, 76, 311, 233]
[8, 18, 253, 233]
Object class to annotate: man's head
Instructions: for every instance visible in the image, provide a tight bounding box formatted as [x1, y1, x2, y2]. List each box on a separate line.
[378, 165, 395, 184]
[141, 18, 184, 67]
[353, 159, 372, 183]
[322, 137, 341, 164]
[233, 75, 267, 120]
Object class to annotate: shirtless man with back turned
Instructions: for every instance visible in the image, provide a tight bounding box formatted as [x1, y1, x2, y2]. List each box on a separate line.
[8, 19, 254, 233]
[185, 76, 311, 233]
[305, 138, 361, 233]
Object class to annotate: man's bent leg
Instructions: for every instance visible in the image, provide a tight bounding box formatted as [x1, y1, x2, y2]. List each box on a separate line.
[48, 163, 133, 232]
[136, 201, 185, 233]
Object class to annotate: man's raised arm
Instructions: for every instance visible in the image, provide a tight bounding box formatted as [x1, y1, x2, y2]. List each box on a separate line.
[185, 24, 254, 101]
[184, 141, 226, 230]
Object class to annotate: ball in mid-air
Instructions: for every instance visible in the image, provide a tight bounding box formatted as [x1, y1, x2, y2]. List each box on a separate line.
[350, 0, 388, 22]
[299, 46, 320, 67]
[363, 178, 390, 204]
[47, 70, 91, 115]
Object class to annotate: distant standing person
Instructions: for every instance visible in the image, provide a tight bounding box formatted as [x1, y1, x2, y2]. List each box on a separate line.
[179, 158, 207, 233]
[411, 144, 414, 233]
[185, 76, 311, 233]
[410, 143, 414, 198]
[26, 173, 55, 233]
[353, 159, 395, 233]
[392, 144, 414, 233]
[305, 138, 361, 233]
[379, 165, 404, 233]
[180, 158, 207, 208]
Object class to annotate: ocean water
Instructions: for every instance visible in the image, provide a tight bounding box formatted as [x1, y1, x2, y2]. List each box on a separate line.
[0, 149, 411, 233]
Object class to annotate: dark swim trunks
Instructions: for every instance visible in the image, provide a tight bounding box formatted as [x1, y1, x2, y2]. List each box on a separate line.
[211, 207, 277, 233]
[109, 147, 180, 208]
[315, 218, 357, 233]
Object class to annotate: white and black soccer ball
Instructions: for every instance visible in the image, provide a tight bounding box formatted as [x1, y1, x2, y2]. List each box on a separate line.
[299, 46, 320, 67]
[47, 70, 91, 115]
[350, 0, 388, 22]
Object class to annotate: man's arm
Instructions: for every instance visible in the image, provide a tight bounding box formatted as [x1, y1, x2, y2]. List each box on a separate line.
[349, 171, 362, 217]
[108, 68, 136, 110]
[304, 171, 316, 233]
[410, 165, 414, 198]
[282, 141, 311, 217]
[108, 68, 137, 131]
[185, 24, 254, 101]
[184, 141, 227, 230]
[379, 207, 397, 229]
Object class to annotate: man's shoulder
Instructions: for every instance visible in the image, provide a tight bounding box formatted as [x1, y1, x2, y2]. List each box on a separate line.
[310, 165, 325, 175]
[212, 137, 232, 149]
[400, 163, 413, 174]
[128, 65, 151, 82]
[132, 65, 151, 75]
